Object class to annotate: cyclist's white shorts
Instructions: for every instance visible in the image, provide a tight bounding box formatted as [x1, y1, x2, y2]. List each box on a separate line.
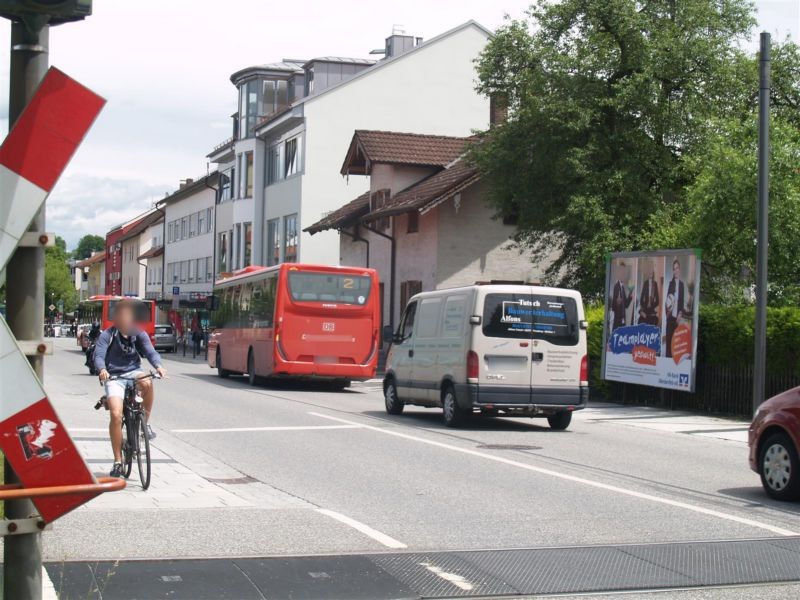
[104, 370, 145, 398]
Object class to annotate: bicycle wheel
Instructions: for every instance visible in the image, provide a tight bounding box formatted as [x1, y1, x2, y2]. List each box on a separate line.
[135, 413, 151, 490]
[121, 415, 133, 478]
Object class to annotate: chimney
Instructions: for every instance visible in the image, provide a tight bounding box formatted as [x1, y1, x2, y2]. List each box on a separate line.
[382, 27, 421, 59]
[490, 93, 508, 128]
[179, 178, 194, 189]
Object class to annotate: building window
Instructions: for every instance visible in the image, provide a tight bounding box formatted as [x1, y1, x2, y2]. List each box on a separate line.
[181, 217, 188, 239]
[407, 211, 419, 233]
[244, 222, 252, 267]
[218, 231, 228, 273]
[371, 189, 391, 231]
[189, 212, 197, 237]
[235, 223, 242, 269]
[206, 257, 213, 282]
[267, 218, 280, 266]
[167, 223, 174, 243]
[284, 214, 298, 263]
[180, 261, 188, 283]
[206, 208, 213, 233]
[284, 136, 301, 178]
[188, 259, 196, 283]
[268, 143, 283, 185]
[220, 169, 232, 202]
[400, 280, 423, 310]
[238, 152, 254, 198]
[197, 210, 205, 234]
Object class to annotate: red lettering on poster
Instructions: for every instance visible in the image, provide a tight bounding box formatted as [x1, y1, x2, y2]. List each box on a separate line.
[632, 345, 657, 366]
[671, 324, 692, 365]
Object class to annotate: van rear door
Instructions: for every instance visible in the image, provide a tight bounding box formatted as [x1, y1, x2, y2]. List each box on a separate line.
[528, 293, 583, 405]
[479, 291, 535, 405]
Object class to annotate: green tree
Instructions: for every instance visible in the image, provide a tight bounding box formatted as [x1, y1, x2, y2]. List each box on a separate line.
[470, 0, 756, 295]
[45, 236, 77, 315]
[73, 234, 105, 260]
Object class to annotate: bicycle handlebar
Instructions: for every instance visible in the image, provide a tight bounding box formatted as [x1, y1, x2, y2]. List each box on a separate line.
[101, 370, 162, 384]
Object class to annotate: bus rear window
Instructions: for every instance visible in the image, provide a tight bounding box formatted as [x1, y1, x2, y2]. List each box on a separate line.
[288, 272, 371, 305]
[482, 293, 579, 346]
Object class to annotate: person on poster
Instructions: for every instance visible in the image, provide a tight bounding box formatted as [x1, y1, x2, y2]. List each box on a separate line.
[638, 269, 660, 326]
[609, 262, 633, 331]
[665, 259, 685, 357]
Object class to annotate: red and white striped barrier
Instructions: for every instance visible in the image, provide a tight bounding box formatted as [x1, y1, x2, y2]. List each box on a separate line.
[0, 68, 105, 522]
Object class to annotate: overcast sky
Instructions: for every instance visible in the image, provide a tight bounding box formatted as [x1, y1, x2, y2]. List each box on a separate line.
[0, 0, 796, 249]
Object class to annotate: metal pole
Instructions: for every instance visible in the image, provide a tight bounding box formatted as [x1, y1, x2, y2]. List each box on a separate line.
[753, 32, 770, 412]
[4, 20, 49, 600]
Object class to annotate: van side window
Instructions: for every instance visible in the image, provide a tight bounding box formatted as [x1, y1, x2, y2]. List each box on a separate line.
[399, 301, 417, 342]
[442, 295, 467, 338]
[417, 298, 442, 339]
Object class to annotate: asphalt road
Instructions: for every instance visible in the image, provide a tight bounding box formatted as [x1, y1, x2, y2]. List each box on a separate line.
[26, 338, 800, 598]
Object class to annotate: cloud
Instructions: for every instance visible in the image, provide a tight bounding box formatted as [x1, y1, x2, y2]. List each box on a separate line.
[47, 174, 169, 249]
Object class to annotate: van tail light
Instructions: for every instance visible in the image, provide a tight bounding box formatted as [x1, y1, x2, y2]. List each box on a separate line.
[467, 350, 479, 380]
[580, 354, 589, 384]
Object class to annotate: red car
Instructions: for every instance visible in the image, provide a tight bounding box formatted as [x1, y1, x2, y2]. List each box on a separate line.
[749, 386, 800, 501]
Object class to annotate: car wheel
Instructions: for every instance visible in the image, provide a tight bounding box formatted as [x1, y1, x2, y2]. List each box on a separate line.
[442, 385, 469, 428]
[384, 379, 404, 415]
[547, 411, 572, 431]
[760, 432, 800, 501]
[216, 349, 229, 379]
[247, 351, 258, 386]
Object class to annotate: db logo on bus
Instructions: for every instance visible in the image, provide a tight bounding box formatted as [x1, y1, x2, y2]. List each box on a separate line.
[322, 322, 335, 332]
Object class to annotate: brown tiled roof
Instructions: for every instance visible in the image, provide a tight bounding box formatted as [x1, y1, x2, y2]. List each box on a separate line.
[138, 246, 164, 260]
[75, 251, 106, 268]
[305, 191, 371, 234]
[364, 157, 480, 220]
[341, 130, 473, 175]
[119, 210, 163, 242]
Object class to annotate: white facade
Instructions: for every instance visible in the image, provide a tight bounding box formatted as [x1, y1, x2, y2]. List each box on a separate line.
[162, 176, 217, 302]
[142, 221, 164, 300]
[210, 21, 492, 272]
[120, 213, 161, 298]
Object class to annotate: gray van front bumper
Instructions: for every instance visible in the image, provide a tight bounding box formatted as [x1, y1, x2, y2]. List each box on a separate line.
[454, 383, 588, 412]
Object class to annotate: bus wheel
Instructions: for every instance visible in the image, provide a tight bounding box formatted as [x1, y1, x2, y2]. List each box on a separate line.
[216, 349, 229, 379]
[247, 351, 259, 386]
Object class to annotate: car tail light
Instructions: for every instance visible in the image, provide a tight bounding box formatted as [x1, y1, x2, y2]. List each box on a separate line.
[580, 354, 588, 383]
[467, 350, 479, 379]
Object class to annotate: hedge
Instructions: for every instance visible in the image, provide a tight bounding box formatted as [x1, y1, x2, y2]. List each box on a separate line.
[585, 304, 800, 381]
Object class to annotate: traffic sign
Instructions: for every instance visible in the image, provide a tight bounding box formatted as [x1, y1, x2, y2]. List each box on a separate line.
[48, 304, 56, 312]
[0, 67, 105, 522]
[172, 286, 180, 295]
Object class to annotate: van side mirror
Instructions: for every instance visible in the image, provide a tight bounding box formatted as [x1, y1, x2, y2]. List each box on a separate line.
[382, 325, 394, 343]
[579, 320, 589, 330]
[469, 315, 482, 325]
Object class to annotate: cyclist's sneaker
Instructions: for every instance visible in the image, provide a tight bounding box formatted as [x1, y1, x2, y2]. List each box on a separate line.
[110, 462, 124, 478]
[146, 424, 157, 440]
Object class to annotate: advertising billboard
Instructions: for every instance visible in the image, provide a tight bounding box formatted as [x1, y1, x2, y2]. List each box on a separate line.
[601, 249, 701, 392]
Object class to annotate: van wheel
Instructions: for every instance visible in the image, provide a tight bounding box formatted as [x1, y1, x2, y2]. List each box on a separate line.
[547, 411, 572, 431]
[247, 351, 258, 386]
[442, 385, 469, 428]
[760, 432, 800, 501]
[216, 349, 229, 379]
[384, 379, 404, 415]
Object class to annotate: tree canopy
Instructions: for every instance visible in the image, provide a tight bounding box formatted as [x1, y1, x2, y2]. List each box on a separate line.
[470, 0, 766, 296]
[73, 234, 105, 260]
[45, 236, 77, 315]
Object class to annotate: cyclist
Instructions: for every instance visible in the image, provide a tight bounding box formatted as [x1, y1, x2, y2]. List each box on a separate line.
[94, 298, 166, 478]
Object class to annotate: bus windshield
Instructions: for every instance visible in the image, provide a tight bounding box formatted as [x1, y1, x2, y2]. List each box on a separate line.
[288, 272, 371, 305]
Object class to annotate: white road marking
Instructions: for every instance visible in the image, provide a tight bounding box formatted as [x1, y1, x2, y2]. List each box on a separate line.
[309, 412, 798, 537]
[315, 508, 407, 549]
[419, 562, 474, 591]
[171, 425, 362, 433]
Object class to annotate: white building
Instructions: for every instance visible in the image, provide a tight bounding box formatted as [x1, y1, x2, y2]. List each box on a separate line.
[208, 21, 492, 272]
[140, 219, 164, 301]
[119, 210, 162, 298]
[160, 173, 219, 305]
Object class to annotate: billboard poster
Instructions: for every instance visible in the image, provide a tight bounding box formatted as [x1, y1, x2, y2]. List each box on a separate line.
[601, 249, 701, 392]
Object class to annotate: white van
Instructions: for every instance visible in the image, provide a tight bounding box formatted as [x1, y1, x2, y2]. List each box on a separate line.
[383, 283, 588, 429]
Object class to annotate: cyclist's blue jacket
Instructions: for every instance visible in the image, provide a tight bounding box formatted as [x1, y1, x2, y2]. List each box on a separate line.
[93, 327, 163, 375]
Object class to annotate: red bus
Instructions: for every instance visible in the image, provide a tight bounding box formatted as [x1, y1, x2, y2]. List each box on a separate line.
[77, 295, 157, 343]
[207, 264, 380, 387]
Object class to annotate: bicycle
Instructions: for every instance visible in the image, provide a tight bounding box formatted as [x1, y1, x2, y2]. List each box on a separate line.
[95, 371, 160, 490]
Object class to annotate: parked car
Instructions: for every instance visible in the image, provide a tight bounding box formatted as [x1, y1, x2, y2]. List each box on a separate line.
[749, 387, 800, 501]
[153, 325, 177, 353]
[383, 283, 588, 429]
